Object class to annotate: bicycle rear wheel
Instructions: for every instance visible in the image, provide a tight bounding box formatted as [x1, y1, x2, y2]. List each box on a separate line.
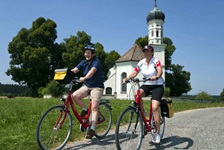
[36, 105, 72, 150]
[115, 107, 143, 150]
[150, 112, 165, 140]
[95, 103, 112, 138]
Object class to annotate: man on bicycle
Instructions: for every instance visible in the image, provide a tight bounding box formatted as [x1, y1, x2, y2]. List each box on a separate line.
[71, 44, 104, 139]
[123, 44, 164, 144]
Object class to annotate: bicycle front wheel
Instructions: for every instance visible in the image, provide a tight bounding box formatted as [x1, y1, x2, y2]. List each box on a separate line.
[115, 107, 143, 150]
[36, 105, 72, 150]
[95, 103, 112, 138]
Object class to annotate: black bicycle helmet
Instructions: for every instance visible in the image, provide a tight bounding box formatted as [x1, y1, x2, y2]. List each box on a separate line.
[142, 45, 154, 52]
[84, 44, 96, 54]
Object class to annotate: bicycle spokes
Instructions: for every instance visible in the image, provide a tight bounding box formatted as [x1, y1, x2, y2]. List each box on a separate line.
[115, 107, 143, 150]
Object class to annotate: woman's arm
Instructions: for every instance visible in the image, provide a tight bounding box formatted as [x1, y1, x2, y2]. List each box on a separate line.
[123, 70, 138, 83]
[151, 65, 163, 81]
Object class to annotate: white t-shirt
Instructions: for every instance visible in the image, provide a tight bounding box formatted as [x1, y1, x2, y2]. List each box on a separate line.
[135, 57, 164, 85]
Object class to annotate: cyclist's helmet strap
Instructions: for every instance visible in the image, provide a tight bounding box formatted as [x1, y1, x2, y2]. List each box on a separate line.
[84, 44, 96, 54]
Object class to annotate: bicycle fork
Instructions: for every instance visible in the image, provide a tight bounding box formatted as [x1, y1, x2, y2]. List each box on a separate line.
[53, 107, 69, 130]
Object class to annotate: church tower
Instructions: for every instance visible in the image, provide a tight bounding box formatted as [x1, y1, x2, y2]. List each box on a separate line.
[146, 0, 166, 81]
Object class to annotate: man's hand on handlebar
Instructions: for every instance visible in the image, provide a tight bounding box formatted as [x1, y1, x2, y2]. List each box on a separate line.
[79, 77, 85, 82]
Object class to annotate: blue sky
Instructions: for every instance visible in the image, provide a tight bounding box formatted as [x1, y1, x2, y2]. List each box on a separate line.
[1, 0, 224, 95]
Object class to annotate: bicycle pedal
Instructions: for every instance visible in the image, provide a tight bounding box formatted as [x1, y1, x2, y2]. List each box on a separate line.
[79, 124, 86, 132]
[143, 126, 147, 135]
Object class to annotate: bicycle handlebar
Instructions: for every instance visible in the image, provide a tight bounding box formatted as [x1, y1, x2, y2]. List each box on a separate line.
[125, 78, 151, 83]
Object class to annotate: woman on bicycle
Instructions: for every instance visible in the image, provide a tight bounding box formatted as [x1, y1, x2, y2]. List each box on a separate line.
[123, 44, 164, 144]
[71, 44, 104, 139]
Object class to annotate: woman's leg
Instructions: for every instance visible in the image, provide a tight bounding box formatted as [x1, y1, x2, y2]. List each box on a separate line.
[139, 89, 146, 114]
[151, 100, 161, 133]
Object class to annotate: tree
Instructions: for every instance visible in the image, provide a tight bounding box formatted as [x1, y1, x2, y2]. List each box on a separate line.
[196, 91, 212, 100]
[105, 50, 120, 74]
[45, 80, 64, 97]
[6, 17, 61, 96]
[62, 31, 91, 69]
[163, 38, 176, 70]
[135, 36, 148, 49]
[166, 64, 191, 96]
[220, 89, 224, 101]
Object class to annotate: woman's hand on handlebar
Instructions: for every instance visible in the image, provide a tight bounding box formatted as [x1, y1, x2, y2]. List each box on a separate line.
[123, 78, 129, 84]
[151, 76, 159, 81]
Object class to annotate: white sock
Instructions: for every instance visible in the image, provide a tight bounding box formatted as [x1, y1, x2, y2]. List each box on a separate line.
[82, 107, 87, 111]
[90, 126, 95, 130]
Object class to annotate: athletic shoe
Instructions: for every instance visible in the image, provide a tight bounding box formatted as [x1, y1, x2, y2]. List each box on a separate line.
[80, 110, 88, 117]
[86, 129, 95, 139]
[152, 133, 160, 144]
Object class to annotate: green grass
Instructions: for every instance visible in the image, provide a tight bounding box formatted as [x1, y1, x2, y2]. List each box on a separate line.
[0, 98, 224, 150]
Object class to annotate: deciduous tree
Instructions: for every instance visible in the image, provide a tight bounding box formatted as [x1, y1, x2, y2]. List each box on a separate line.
[6, 17, 60, 96]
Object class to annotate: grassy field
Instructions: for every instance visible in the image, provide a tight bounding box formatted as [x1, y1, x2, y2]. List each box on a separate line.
[0, 97, 224, 150]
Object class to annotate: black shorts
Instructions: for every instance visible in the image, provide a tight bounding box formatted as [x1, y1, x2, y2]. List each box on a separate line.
[140, 84, 164, 101]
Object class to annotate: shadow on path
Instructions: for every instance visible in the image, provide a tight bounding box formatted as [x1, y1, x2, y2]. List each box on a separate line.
[65, 134, 116, 150]
[65, 134, 193, 150]
[148, 135, 194, 150]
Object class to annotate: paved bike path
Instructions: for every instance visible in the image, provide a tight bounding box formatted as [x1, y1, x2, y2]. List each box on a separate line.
[65, 107, 224, 150]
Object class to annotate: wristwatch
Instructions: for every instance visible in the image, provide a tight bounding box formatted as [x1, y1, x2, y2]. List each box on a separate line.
[156, 77, 159, 80]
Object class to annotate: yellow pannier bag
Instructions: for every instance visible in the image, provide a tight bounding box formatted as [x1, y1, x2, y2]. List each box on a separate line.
[54, 68, 74, 84]
[161, 98, 174, 118]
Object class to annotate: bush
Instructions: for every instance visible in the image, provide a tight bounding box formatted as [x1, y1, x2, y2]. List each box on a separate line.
[164, 87, 170, 97]
[220, 89, 224, 101]
[46, 80, 64, 97]
[195, 91, 212, 100]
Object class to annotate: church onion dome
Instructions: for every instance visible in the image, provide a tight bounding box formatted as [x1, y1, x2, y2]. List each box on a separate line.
[146, 5, 165, 22]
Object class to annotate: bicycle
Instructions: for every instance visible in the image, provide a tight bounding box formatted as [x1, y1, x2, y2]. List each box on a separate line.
[36, 71, 112, 150]
[115, 78, 165, 150]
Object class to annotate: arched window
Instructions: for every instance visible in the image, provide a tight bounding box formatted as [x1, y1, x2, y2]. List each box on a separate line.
[156, 30, 159, 37]
[106, 87, 112, 95]
[121, 72, 127, 93]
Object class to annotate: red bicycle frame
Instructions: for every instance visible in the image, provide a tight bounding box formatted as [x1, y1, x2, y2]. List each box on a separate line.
[135, 85, 156, 133]
[53, 86, 106, 130]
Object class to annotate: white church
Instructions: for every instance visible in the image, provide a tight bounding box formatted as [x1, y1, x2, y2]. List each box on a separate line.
[103, 1, 167, 99]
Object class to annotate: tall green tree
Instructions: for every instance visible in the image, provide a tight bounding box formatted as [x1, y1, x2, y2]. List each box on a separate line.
[135, 36, 148, 49]
[62, 31, 91, 68]
[166, 64, 191, 96]
[7, 18, 120, 97]
[163, 38, 176, 70]
[6, 17, 61, 96]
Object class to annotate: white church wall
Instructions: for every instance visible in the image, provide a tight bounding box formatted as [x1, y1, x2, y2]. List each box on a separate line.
[116, 61, 144, 99]
[103, 66, 116, 95]
[153, 44, 166, 81]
